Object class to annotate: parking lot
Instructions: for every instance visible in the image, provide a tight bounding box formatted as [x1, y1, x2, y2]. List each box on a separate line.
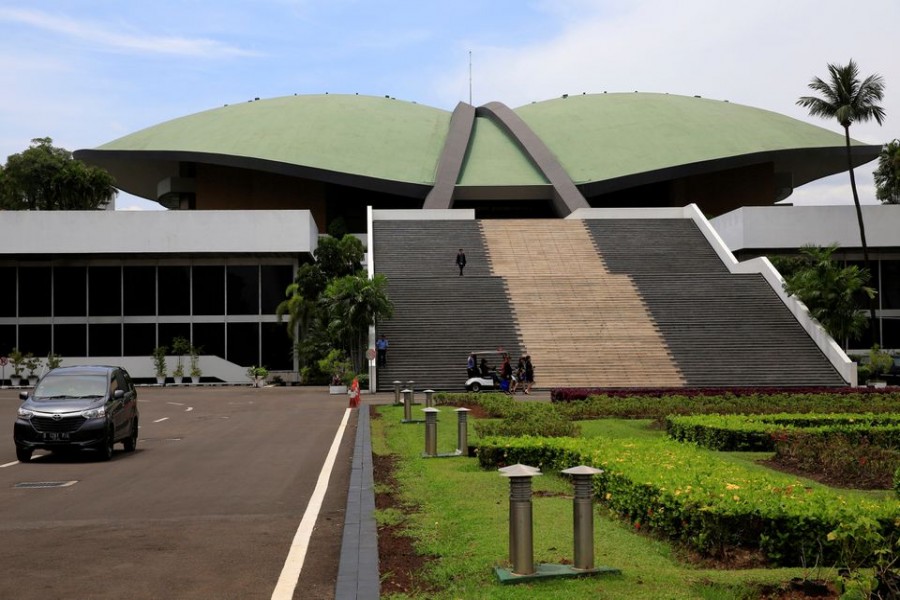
[0, 385, 356, 600]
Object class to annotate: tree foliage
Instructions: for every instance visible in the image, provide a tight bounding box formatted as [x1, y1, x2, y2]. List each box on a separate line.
[797, 60, 886, 338]
[0, 137, 117, 210]
[874, 139, 900, 204]
[277, 233, 393, 379]
[780, 245, 875, 346]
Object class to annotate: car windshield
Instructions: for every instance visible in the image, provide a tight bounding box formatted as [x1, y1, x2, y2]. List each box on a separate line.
[34, 374, 108, 399]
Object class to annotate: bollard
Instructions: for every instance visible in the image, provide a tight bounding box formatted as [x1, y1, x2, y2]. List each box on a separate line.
[423, 407, 439, 456]
[402, 389, 412, 421]
[455, 408, 471, 456]
[499, 464, 541, 576]
[562, 465, 604, 570]
[406, 380, 415, 405]
[424, 389, 434, 408]
[393, 381, 402, 405]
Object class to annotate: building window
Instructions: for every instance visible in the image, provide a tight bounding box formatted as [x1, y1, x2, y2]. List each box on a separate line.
[0, 325, 16, 355]
[159, 322, 191, 351]
[124, 266, 156, 316]
[18, 324, 51, 356]
[261, 322, 292, 370]
[193, 266, 225, 315]
[261, 265, 293, 314]
[124, 324, 156, 356]
[89, 323, 121, 356]
[227, 266, 259, 315]
[227, 322, 259, 367]
[19, 267, 51, 317]
[193, 323, 225, 360]
[0, 268, 15, 318]
[881, 261, 900, 310]
[158, 266, 190, 316]
[883, 318, 900, 349]
[54, 266, 87, 317]
[89, 266, 122, 316]
[54, 324, 87, 357]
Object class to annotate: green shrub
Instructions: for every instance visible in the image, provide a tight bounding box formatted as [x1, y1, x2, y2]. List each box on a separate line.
[473, 404, 579, 438]
[773, 433, 900, 490]
[895, 464, 900, 498]
[475, 434, 899, 567]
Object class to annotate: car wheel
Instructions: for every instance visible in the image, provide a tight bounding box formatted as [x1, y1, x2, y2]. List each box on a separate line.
[470, 382, 482, 393]
[99, 428, 115, 461]
[15, 447, 32, 463]
[123, 418, 138, 452]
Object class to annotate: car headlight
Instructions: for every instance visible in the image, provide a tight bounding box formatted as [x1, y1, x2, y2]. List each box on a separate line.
[17, 408, 34, 419]
[81, 407, 106, 419]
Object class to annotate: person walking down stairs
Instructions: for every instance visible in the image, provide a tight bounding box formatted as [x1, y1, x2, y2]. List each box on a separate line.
[456, 248, 467, 276]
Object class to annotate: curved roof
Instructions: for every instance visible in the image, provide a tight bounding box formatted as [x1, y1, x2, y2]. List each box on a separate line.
[76, 92, 879, 203]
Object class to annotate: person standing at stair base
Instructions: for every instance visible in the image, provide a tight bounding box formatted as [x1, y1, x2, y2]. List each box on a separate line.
[523, 355, 535, 395]
[456, 248, 467, 276]
[376, 334, 389, 367]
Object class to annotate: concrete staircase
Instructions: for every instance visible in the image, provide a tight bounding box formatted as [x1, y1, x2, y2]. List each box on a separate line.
[585, 219, 845, 387]
[480, 220, 684, 388]
[373, 220, 523, 391]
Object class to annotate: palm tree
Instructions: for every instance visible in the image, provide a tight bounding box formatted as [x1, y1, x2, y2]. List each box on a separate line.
[322, 273, 393, 372]
[797, 60, 886, 341]
[874, 139, 900, 204]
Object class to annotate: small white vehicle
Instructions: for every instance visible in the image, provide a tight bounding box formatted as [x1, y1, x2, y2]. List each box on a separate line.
[464, 350, 510, 393]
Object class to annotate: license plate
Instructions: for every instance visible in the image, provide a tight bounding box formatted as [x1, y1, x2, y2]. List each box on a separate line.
[43, 432, 70, 441]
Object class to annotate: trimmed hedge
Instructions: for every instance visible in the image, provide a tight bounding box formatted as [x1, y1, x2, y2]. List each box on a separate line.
[475, 434, 900, 567]
[665, 413, 900, 451]
[548, 392, 900, 421]
[550, 387, 900, 403]
[432, 393, 579, 437]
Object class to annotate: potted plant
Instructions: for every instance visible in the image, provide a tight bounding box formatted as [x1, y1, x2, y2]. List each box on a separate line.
[46, 352, 63, 370]
[171, 336, 190, 383]
[866, 344, 893, 388]
[24, 353, 41, 386]
[189, 345, 202, 384]
[247, 365, 268, 387]
[9, 347, 24, 386]
[152, 346, 168, 385]
[319, 349, 351, 395]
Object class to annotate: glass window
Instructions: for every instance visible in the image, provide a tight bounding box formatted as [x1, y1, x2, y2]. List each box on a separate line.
[89, 324, 121, 357]
[0, 325, 16, 356]
[54, 324, 86, 357]
[123, 324, 156, 356]
[54, 266, 87, 317]
[227, 322, 259, 367]
[159, 323, 191, 352]
[123, 267, 156, 316]
[261, 322, 292, 370]
[261, 265, 293, 314]
[0, 268, 15, 317]
[89, 266, 122, 316]
[883, 318, 900, 350]
[848, 318, 877, 350]
[193, 266, 225, 315]
[227, 266, 258, 315]
[881, 261, 900, 310]
[19, 267, 51, 317]
[18, 324, 51, 356]
[193, 323, 225, 359]
[158, 266, 190, 316]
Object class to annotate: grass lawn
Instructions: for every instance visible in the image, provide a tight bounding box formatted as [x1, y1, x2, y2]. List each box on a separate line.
[372, 404, 830, 599]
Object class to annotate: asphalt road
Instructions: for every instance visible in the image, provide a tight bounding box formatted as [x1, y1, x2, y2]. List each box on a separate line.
[0, 385, 357, 600]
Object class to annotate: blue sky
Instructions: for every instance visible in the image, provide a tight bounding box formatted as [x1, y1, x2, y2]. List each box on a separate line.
[1, 0, 898, 210]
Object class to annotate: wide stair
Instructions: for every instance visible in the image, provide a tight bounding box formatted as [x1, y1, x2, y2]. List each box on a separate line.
[373, 220, 523, 390]
[585, 219, 845, 387]
[480, 220, 684, 388]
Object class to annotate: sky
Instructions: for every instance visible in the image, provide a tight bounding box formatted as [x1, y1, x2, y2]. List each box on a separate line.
[1, 0, 898, 211]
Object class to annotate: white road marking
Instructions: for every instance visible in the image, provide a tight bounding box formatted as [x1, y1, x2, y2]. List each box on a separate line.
[185, 407, 193, 412]
[153, 417, 169, 423]
[271, 408, 351, 600]
[1, 461, 18, 468]
[167, 402, 185, 406]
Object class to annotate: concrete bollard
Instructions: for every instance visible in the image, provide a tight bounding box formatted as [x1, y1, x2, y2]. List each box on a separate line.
[402, 389, 412, 421]
[424, 389, 434, 408]
[455, 407, 471, 456]
[499, 464, 541, 575]
[393, 380, 402, 405]
[562, 465, 604, 570]
[423, 407, 439, 456]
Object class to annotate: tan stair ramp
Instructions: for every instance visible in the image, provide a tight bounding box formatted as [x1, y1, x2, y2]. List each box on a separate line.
[480, 220, 685, 388]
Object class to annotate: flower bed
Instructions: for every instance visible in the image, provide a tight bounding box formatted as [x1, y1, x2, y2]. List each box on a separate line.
[550, 387, 900, 403]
